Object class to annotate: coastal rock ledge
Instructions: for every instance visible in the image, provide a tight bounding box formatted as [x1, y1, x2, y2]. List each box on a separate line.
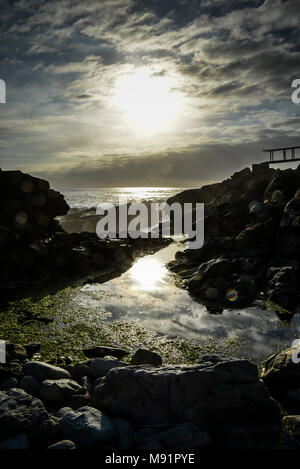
[168, 164, 300, 316]
[94, 355, 281, 449]
[0, 346, 283, 449]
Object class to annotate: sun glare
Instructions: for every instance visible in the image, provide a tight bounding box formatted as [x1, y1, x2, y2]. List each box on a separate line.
[130, 257, 167, 290]
[114, 70, 182, 135]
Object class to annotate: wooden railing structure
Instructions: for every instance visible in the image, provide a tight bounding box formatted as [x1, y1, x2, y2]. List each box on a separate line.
[262, 145, 300, 164]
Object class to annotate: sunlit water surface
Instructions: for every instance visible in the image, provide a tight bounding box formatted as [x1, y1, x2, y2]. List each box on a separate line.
[75, 243, 300, 362]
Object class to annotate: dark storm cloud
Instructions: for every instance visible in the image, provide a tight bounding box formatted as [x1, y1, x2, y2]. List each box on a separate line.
[42, 142, 259, 188]
[1, 0, 300, 186]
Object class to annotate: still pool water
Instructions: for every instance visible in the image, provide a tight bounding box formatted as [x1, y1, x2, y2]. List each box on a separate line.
[74, 242, 300, 362]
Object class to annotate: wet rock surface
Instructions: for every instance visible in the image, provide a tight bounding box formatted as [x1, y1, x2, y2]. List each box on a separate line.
[40, 379, 84, 402]
[130, 348, 163, 366]
[0, 388, 55, 444]
[58, 406, 115, 449]
[94, 355, 281, 449]
[261, 345, 300, 413]
[168, 164, 300, 316]
[0, 342, 286, 449]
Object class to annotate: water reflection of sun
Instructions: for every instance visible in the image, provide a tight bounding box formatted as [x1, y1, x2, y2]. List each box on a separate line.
[130, 257, 167, 291]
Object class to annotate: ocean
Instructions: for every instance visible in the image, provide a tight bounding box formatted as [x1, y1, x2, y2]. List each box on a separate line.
[58, 187, 185, 210]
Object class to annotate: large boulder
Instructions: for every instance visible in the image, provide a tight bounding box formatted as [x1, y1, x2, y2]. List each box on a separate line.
[0, 169, 69, 242]
[20, 375, 41, 397]
[40, 379, 84, 402]
[83, 346, 128, 360]
[266, 265, 298, 311]
[77, 358, 127, 379]
[6, 343, 27, 362]
[261, 345, 300, 396]
[93, 355, 280, 448]
[130, 349, 162, 366]
[23, 361, 71, 381]
[59, 406, 115, 448]
[0, 389, 54, 445]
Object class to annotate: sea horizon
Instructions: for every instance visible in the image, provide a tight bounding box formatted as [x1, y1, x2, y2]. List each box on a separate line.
[58, 186, 188, 210]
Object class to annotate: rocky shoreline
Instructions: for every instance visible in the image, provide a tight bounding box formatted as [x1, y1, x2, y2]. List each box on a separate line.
[1, 340, 300, 449]
[0, 341, 288, 449]
[1, 167, 300, 449]
[0, 169, 170, 303]
[168, 164, 300, 318]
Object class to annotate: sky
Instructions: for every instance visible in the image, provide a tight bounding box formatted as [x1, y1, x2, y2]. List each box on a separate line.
[1, 0, 300, 187]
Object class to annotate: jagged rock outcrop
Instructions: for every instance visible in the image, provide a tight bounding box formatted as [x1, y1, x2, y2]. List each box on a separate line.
[93, 355, 281, 449]
[168, 164, 300, 315]
[261, 345, 300, 443]
[0, 169, 69, 243]
[261, 345, 300, 408]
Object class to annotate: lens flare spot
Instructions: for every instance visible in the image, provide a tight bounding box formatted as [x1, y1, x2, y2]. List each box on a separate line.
[15, 212, 27, 225]
[226, 288, 238, 302]
[21, 180, 34, 193]
[206, 287, 219, 300]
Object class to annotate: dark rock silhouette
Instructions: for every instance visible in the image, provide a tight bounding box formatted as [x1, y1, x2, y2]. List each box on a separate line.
[168, 164, 300, 315]
[0, 169, 69, 242]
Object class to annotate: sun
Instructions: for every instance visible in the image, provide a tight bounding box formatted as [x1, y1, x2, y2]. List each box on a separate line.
[114, 70, 182, 135]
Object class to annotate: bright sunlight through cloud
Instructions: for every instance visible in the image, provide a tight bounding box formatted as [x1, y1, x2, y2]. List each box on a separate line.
[130, 257, 167, 290]
[114, 70, 182, 135]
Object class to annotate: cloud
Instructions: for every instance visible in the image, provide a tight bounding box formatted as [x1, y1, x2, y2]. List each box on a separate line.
[1, 0, 300, 186]
[37, 141, 275, 188]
